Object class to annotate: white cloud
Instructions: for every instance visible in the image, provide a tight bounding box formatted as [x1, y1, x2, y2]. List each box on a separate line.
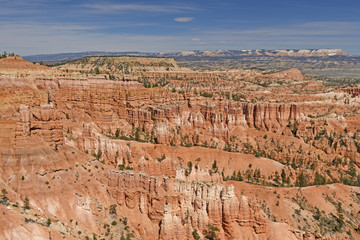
[0, 21, 198, 55]
[174, 17, 194, 23]
[191, 38, 206, 44]
[85, 3, 196, 13]
[1, 20, 360, 55]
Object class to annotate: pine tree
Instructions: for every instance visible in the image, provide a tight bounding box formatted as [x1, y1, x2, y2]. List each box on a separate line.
[314, 172, 326, 185]
[231, 171, 236, 180]
[281, 169, 287, 183]
[236, 171, 243, 181]
[246, 169, 252, 182]
[23, 196, 30, 210]
[296, 172, 307, 187]
[1, 189, 7, 198]
[255, 169, 261, 182]
[94, 67, 100, 75]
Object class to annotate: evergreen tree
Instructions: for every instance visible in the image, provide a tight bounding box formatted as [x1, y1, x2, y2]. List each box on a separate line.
[255, 169, 261, 182]
[23, 196, 30, 210]
[296, 172, 307, 187]
[94, 67, 100, 74]
[1, 189, 7, 198]
[236, 171, 243, 181]
[314, 172, 326, 185]
[231, 171, 236, 180]
[246, 169, 252, 182]
[204, 224, 220, 240]
[281, 169, 287, 183]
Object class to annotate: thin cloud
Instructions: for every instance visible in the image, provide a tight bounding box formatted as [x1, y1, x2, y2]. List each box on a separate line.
[85, 3, 196, 13]
[191, 37, 206, 44]
[200, 21, 360, 38]
[0, 22, 99, 33]
[0, 21, 195, 55]
[1, 20, 360, 55]
[174, 17, 194, 22]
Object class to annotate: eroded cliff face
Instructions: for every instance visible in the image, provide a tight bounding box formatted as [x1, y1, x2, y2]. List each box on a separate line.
[49, 76, 303, 148]
[16, 105, 64, 145]
[339, 88, 360, 97]
[106, 168, 309, 240]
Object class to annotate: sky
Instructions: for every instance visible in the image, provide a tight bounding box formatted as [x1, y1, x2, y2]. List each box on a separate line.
[1, 0, 360, 55]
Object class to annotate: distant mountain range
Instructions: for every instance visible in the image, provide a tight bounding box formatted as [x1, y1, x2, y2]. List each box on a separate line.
[160, 48, 349, 58]
[23, 49, 360, 78]
[23, 49, 351, 63]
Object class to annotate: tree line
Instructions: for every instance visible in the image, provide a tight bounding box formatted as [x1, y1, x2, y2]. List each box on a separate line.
[0, 51, 17, 59]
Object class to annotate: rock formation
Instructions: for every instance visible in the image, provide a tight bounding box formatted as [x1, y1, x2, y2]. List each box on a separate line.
[0, 56, 359, 240]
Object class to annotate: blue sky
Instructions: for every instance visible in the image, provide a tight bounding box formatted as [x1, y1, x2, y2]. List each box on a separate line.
[1, 0, 360, 55]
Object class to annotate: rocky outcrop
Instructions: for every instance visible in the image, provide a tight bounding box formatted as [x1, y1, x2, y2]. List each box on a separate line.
[15, 105, 63, 146]
[338, 88, 360, 97]
[77, 125, 132, 165]
[167, 180, 269, 239]
[0, 56, 50, 71]
[259, 68, 305, 81]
